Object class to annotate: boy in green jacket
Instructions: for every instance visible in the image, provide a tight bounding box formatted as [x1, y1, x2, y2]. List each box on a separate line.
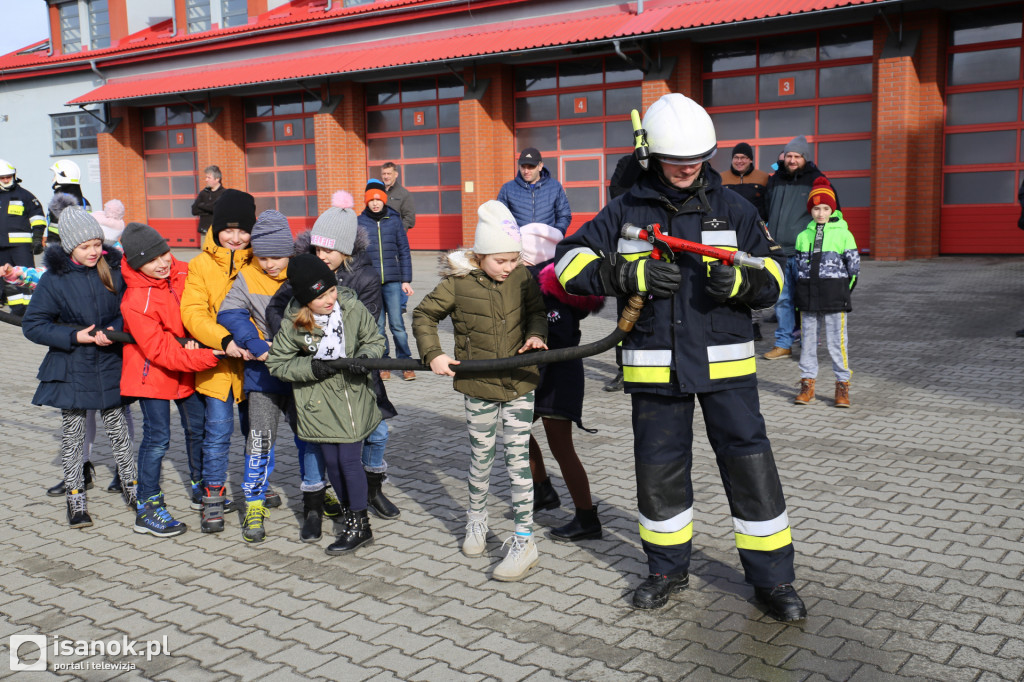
[792, 177, 860, 407]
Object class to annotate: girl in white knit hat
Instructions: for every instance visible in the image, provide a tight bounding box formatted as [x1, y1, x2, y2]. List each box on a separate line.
[412, 200, 548, 582]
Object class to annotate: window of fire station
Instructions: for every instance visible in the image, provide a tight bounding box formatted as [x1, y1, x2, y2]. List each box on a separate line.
[943, 5, 1023, 206]
[702, 26, 874, 214]
[142, 105, 198, 221]
[244, 92, 318, 221]
[365, 75, 464, 216]
[513, 57, 643, 219]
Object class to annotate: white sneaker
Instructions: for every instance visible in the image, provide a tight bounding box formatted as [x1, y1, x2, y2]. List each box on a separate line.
[462, 511, 488, 557]
[493, 534, 539, 582]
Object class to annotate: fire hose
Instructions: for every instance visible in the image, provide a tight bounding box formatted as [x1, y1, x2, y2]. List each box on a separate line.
[0, 223, 766, 374]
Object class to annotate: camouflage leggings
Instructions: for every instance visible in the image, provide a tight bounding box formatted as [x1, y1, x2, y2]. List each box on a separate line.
[464, 392, 535, 535]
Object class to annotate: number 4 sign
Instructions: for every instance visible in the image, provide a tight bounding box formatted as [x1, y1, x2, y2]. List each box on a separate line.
[574, 97, 587, 114]
[778, 77, 795, 97]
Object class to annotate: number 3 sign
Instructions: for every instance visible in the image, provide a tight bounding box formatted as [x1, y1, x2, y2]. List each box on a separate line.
[778, 77, 795, 97]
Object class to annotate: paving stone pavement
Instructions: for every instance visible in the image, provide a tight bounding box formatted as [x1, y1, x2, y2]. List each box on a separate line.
[1, 251, 1023, 681]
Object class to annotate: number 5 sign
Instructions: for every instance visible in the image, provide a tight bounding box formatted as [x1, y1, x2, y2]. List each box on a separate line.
[778, 77, 795, 97]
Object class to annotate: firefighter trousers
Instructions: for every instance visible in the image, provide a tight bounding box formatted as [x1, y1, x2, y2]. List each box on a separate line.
[631, 388, 796, 587]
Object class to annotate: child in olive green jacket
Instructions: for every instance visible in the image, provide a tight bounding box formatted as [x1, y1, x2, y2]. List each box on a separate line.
[413, 201, 547, 582]
[267, 253, 384, 556]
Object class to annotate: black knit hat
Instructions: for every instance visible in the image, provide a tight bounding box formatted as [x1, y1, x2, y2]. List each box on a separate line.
[211, 189, 256, 245]
[288, 253, 336, 306]
[121, 222, 170, 270]
[731, 142, 754, 159]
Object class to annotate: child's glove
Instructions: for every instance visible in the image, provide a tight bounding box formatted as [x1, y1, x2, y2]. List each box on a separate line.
[347, 355, 371, 376]
[613, 257, 681, 298]
[311, 359, 340, 381]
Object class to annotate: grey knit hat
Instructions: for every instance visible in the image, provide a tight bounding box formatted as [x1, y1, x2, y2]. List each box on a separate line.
[250, 210, 294, 258]
[783, 135, 812, 162]
[59, 206, 104, 254]
[310, 207, 358, 255]
[121, 222, 170, 270]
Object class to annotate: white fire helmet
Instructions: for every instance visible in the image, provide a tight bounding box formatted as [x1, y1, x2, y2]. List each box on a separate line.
[642, 94, 717, 164]
[50, 159, 82, 185]
[0, 158, 15, 189]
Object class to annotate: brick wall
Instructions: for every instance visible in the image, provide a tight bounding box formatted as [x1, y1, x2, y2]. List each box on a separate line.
[195, 97, 246, 198]
[98, 106, 146, 225]
[459, 64, 515, 246]
[871, 11, 945, 260]
[315, 81, 368, 214]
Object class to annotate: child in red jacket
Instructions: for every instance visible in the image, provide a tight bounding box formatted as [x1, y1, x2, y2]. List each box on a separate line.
[120, 223, 221, 537]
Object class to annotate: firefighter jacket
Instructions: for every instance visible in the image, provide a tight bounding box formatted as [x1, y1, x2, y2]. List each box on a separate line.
[0, 183, 46, 249]
[554, 166, 784, 396]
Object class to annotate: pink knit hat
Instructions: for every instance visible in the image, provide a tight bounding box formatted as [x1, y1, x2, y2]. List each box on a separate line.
[92, 199, 126, 243]
[519, 223, 562, 266]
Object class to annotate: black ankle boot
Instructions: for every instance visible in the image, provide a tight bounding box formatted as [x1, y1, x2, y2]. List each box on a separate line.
[533, 478, 560, 512]
[754, 584, 807, 622]
[300, 489, 325, 543]
[366, 471, 400, 519]
[550, 505, 602, 542]
[48, 461, 95, 497]
[325, 509, 373, 555]
[632, 573, 689, 610]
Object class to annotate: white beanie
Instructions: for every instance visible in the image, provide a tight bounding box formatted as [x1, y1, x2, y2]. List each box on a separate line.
[519, 223, 562, 266]
[473, 201, 522, 255]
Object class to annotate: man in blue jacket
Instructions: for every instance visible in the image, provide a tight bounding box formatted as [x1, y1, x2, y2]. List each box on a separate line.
[497, 148, 572, 235]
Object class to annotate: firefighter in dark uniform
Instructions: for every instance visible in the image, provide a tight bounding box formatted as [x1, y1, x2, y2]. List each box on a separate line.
[0, 159, 46, 314]
[554, 94, 806, 621]
[46, 159, 91, 249]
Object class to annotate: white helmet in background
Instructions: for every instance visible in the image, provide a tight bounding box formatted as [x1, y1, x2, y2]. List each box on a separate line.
[642, 94, 717, 164]
[0, 158, 16, 190]
[50, 159, 82, 185]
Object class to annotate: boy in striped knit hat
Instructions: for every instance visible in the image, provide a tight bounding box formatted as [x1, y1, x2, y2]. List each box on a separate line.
[792, 177, 860, 408]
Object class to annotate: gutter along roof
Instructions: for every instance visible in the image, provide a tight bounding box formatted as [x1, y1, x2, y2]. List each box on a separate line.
[66, 0, 888, 106]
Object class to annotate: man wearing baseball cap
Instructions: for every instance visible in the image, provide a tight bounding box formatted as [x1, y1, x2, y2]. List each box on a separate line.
[497, 147, 572, 235]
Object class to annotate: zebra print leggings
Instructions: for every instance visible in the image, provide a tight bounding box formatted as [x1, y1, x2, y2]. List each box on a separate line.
[61, 408, 136, 493]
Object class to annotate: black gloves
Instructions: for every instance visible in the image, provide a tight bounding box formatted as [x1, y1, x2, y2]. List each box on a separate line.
[311, 359, 340, 381]
[347, 355, 371, 376]
[32, 234, 44, 255]
[613, 257, 681, 298]
[705, 262, 744, 302]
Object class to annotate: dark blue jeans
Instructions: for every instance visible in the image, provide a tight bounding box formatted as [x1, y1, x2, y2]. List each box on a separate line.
[378, 280, 412, 359]
[201, 390, 247, 488]
[137, 393, 205, 502]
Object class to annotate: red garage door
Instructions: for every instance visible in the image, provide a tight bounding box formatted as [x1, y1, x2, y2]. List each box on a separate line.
[142, 104, 199, 246]
[941, 4, 1024, 254]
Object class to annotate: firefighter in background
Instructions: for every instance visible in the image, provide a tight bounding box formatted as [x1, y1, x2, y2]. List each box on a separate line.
[0, 159, 46, 264]
[46, 159, 92, 249]
[553, 94, 806, 621]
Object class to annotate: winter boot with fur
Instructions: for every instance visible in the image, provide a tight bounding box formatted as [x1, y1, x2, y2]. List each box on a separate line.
[794, 378, 815, 404]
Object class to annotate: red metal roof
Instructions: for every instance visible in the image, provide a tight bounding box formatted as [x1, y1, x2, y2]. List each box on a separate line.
[0, 0, 459, 72]
[67, 0, 888, 106]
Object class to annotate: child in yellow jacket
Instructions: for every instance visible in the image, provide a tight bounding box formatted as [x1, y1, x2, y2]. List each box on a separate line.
[180, 189, 256, 533]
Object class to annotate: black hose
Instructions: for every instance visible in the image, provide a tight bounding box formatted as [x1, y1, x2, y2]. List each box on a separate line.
[2, 294, 647, 375]
[323, 325, 627, 374]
